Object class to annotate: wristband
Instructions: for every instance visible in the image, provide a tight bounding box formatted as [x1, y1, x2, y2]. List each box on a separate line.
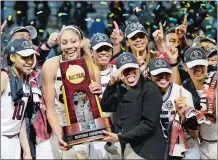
[170, 62, 178, 67]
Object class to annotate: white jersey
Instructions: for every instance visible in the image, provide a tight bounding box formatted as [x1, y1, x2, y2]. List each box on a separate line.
[100, 65, 117, 98]
[196, 71, 217, 140]
[1, 81, 30, 135]
[100, 65, 117, 122]
[160, 83, 194, 138]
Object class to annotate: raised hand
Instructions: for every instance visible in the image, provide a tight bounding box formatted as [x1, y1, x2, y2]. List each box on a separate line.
[175, 15, 187, 39]
[175, 87, 187, 121]
[166, 43, 179, 64]
[110, 21, 124, 45]
[109, 69, 123, 85]
[1, 20, 7, 35]
[152, 22, 164, 44]
[47, 32, 59, 48]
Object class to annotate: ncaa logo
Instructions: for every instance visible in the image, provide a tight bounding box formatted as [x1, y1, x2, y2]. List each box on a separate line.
[190, 50, 203, 60]
[120, 55, 132, 64]
[130, 22, 143, 31]
[95, 34, 107, 42]
[22, 41, 32, 49]
[155, 59, 167, 68]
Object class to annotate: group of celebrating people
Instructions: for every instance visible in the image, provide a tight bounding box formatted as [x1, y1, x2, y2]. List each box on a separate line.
[0, 13, 217, 160]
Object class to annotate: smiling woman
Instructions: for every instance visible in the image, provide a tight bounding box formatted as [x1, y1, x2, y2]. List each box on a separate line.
[39, 25, 102, 159]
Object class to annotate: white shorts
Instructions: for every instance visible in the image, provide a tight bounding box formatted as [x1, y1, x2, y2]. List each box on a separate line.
[200, 140, 217, 159]
[1, 135, 21, 159]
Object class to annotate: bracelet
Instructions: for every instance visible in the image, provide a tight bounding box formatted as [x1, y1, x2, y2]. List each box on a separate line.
[170, 62, 178, 67]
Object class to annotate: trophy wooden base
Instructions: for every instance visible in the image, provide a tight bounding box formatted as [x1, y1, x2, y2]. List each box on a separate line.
[62, 117, 112, 146]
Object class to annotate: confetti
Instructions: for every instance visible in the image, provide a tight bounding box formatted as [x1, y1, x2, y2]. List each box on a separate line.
[17, 10, 22, 14]
[109, 13, 114, 18]
[185, 3, 191, 8]
[96, 19, 101, 22]
[153, 25, 158, 29]
[39, 29, 44, 33]
[30, 21, 34, 25]
[62, 13, 68, 16]
[4, 39, 8, 42]
[129, 3, 135, 7]
[134, 7, 141, 12]
[189, 18, 194, 22]
[118, 7, 122, 11]
[151, 13, 155, 16]
[108, 24, 112, 27]
[85, 18, 94, 22]
[50, 3, 53, 6]
[206, 25, 212, 29]
[156, 4, 160, 10]
[37, 11, 43, 14]
[201, 4, 206, 6]
[163, 21, 166, 26]
[169, 17, 177, 22]
[208, 9, 213, 13]
[205, 16, 213, 20]
[8, 15, 12, 21]
[122, 14, 129, 16]
[146, 22, 150, 25]
[101, 1, 107, 5]
[3, 7, 6, 10]
[148, 4, 153, 8]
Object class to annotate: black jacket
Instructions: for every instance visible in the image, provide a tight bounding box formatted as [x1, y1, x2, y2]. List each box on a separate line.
[101, 75, 166, 159]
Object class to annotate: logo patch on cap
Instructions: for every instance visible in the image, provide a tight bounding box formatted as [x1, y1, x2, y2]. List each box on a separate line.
[22, 41, 32, 49]
[120, 55, 132, 64]
[10, 46, 15, 52]
[95, 34, 107, 42]
[155, 59, 167, 68]
[190, 50, 203, 60]
[130, 22, 143, 31]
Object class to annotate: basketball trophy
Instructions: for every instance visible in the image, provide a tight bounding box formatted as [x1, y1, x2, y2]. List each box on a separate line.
[60, 58, 112, 146]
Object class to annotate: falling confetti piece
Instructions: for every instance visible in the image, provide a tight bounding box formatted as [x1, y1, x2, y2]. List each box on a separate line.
[151, 13, 155, 16]
[118, 7, 122, 11]
[8, 15, 12, 21]
[37, 11, 43, 14]
[146, 22, 150, 25]
[185, 3, 191, 8]
[205, 16, 213, 20]
[101, 1, 107, 5]
[189, 18, 194, 22]
[169, 17, 177, 22]
[96, 19, 101, 22]
[62, 13, 68, 16]
[108, 24, 112, 27]
[50, 3, 53, 6]
[3, 7, 6, 10]
[30, 21, 34, 25]
[17, 10, 22, 14]
[163, 21, 166, 26]
[122, 14, 129, 16]
[206, 25, 212, 29]
[153, 25, 158, 29]
[129, 3, 135, 7]
[109, 13, 114, 18]
[134, 7, 141, 12]
[85, 18, 94, 22]
[156, 4, 160, 10]
[184, 8, 187, 14]
[4, 39, 8, 42]
[149, 4, 153, 8]
[208, 9, 213, 12]
[201, 4, 206, 6]
[39, 29, 44, 33]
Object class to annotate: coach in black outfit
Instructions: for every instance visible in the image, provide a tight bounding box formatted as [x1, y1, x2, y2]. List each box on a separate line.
[101, 52, 166, 159]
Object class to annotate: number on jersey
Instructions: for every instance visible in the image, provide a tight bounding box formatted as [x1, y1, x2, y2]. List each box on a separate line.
[12, 100, 25, 120]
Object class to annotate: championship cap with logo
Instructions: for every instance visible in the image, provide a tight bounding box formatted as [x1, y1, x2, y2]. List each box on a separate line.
[192, 35, 216, 47]
[184, 47, 208, 68]
[125, 22, 148, 38]
[207, 46, 217, 58]
[116, 52, 139, 71]
[4, 37, 39, 56]
[90, 33, 113, 50]
[147, 58, 172, 76]
[7, 26, 38, 41]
